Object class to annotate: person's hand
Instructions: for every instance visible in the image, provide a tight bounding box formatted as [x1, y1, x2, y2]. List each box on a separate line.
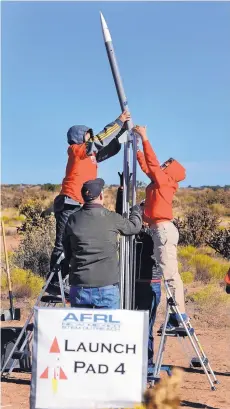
[133, 125, 148, 141]
[119, 111, 131, 123]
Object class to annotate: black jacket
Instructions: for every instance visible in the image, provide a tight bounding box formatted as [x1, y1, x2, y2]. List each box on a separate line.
[116, 187, 162, 281]
[63, 203, 142, 287]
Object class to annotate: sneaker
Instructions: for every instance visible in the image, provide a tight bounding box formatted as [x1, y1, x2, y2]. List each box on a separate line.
[169, 313, 189, 325]
[147, 359, 155, 376]
[158, 313, 189, 334]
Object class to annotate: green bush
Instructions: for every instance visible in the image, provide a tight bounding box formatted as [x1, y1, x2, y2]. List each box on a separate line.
[1, 267, 44, 298]
[189, 254, 229, 281]
[14, 200, 56, 276]
[209, 203, 230, 217]
[178, 246, 197, 260]
[181, 271, 194, 284]
[41, 183, 60, 192]
[188, 284, 230, 306]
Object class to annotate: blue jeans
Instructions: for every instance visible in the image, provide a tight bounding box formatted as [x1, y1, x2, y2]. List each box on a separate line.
[70, 284, 120, 309]
[134, 281, 161, 369]
[148, 282, 161, 366]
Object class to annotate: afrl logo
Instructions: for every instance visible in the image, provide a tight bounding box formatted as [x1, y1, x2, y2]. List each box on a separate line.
[62, 313, 121, 331]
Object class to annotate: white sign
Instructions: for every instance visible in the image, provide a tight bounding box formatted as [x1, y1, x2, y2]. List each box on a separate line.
[30, 307, 148, 409]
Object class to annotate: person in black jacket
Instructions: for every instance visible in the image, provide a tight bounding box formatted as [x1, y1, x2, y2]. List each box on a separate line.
[115, 172, 162, 377]
[62, 178, 142, 309]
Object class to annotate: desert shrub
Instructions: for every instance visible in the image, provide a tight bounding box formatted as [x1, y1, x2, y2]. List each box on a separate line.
[136, 188, 145, 203]
[189, 254, 229, 281]
[181, 271, 194, 284]
[14, 218, 55, 276]
[209, 203, 230, 217]
[175, 206, 219, 247]
[18, 200, 44, 232]
[13, 200, 56, 276]
[196, 246, 216, 257]
[41, 183, 60, 192]
[103, 188, 116, 210]
[197, 189, 230, 208]
[188, 284, 230, 306]
[1, 213, 25, 226]
[207, 227, 230, 260]
[136, 181, 146, 188]
[1, 267, 44, 298]
[178, 245, 197, 260]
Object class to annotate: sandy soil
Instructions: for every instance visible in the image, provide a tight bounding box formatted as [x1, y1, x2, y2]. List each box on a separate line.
[1, 230, 21, 253]
[1, 307, 230, 409]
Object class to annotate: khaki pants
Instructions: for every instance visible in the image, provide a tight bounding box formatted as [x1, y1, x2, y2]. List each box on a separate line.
[151, 221, 186, 314]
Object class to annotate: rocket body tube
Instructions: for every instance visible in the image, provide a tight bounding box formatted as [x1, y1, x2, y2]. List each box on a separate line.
[100, 13, 137, 309]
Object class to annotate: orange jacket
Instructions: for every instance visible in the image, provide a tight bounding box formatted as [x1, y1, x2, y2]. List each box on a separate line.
[60, 118, 124, 203]
[225, 268, 230, 285]
[137, 140, 186, 224]
[60, 144, 97, 203]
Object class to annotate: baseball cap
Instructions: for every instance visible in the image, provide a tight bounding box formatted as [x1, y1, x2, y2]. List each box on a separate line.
[81, 178, 105, 202]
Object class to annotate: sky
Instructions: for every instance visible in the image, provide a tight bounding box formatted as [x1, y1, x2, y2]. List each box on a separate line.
[1, 1, 230, 187]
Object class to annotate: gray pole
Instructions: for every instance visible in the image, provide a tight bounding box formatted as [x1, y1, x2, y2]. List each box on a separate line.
[100, 12, 137, 310]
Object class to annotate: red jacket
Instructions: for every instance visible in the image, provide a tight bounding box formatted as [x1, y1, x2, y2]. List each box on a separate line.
[137, 140, 186, 224]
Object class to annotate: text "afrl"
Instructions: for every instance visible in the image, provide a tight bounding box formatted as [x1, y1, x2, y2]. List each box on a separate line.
[63, 313, 120, 324]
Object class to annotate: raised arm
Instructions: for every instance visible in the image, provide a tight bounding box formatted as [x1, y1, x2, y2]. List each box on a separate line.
[137, 150, 152, 180]
[134, 126, 168, 187]
[86, 111, 130, 155]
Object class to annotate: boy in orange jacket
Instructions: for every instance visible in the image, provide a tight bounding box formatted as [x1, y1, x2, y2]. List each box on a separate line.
[134, 125, 187, 331]
[50, 111, 130, 273]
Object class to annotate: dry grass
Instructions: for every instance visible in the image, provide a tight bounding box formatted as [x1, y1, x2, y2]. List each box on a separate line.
[143, 368, 183, 409]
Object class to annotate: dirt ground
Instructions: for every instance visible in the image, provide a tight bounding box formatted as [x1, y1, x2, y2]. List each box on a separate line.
[1, 307, 230, 409]
[1, 229, 21, 253]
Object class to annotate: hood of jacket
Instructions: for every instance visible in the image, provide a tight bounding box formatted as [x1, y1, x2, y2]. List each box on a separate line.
[67, 125, 92, 145]
[163, 159, 186, 182]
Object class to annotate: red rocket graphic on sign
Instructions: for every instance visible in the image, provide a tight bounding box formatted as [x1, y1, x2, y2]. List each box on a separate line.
[40, 337, 67, 393]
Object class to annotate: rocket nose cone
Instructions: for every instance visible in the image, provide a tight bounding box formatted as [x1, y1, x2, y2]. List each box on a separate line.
[99, 12, 112, 42]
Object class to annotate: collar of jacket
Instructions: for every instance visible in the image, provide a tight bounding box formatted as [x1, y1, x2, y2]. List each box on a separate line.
[83, 203, 104, 210]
